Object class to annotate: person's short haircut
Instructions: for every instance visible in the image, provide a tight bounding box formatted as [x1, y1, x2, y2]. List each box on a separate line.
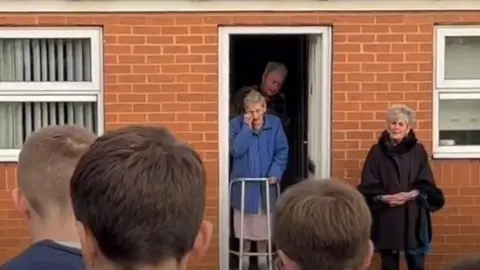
[273, 179, 372, 270]
[386, 104, 416, 127]
[18, 125, 96, 217]
[70, 125, 207, 268]
[244, 90, 266, 109]
[444, 256, 480, 270]
[262, 61, 288, 80]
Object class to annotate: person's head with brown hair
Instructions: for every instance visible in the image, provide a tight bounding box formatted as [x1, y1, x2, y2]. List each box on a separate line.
[444, 256, 480, 270]
[70, 125, 212, 270]
[273, 179, 374, 270]
[13, 125, 96, 242]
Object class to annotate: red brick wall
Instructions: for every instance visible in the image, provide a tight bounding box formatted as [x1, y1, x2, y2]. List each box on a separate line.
[0, 11, 478, 269]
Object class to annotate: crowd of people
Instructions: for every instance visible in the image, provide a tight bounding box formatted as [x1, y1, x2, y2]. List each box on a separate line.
[0, 122, 374, 270]
[225, 61, 471, 270]
[0, 61, 475, 270]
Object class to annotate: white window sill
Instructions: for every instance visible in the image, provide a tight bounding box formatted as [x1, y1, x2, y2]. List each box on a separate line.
[0, 149, 20, 163]
[433, 151, 480, 159]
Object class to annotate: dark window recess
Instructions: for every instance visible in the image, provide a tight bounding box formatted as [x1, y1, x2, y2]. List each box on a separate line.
[440, 130, 480, 145]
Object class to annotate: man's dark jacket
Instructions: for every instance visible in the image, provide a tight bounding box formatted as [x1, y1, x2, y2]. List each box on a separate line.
[1, 240, 84, 270]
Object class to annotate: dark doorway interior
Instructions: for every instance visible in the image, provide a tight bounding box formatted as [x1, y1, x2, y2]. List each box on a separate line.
[228, 34, 308, 269]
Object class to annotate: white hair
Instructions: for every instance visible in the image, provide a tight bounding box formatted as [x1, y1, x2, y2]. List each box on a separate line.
[386, 104, 416, 126]
[262, 61, 288, 81]
[244, 90, 266, 109]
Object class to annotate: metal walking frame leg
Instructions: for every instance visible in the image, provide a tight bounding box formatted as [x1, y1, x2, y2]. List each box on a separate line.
[229, 178, 281, 270]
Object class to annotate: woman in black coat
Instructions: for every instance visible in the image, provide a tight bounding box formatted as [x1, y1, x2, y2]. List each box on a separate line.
[358, 105, 445, 270]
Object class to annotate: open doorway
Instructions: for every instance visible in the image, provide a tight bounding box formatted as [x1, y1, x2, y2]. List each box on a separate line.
[229, 33, 307, 270]
[218, 26, 332, 270]
[229, 34, 308, 190]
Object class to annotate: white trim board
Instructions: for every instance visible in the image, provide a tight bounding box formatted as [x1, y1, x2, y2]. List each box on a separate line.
[217, 26, 332, 270]
[431, 25, 480, 159]
[0, 0, 480, 12]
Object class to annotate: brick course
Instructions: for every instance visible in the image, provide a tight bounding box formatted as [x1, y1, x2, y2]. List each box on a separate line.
[0, 11, 478, 269]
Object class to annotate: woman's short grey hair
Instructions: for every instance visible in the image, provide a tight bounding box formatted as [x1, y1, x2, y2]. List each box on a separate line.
[244, 90, 266, 109]
[262, 61, 288, 81]
[386, 104, 416, 126]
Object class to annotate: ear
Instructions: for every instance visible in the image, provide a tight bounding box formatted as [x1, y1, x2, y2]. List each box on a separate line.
[362, 240, 374, 270]
[278, 250, 300, 270]
[12, 188, 30, 218]
[188, 220, 213, 261]
[76, 221, 99, 269]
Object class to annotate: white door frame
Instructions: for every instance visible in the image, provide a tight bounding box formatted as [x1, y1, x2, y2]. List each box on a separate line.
[217, 26, 332, 270]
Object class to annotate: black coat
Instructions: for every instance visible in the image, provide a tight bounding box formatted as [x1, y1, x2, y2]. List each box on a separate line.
[358, 130, 445, 251]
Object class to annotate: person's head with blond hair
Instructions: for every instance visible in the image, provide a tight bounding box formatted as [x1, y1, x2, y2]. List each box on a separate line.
[13, 125, 96, 242]
[386, 104, 416, 143]
[444, 256, 480, 270]
[273, 179, 374, 270]
[244, 90, 268, 129]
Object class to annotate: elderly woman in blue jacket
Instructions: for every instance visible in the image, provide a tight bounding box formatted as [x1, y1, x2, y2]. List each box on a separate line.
[230, 89, 289, 270]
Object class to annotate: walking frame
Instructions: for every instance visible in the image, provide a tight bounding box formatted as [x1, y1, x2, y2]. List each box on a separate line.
[229, 178, 281, 270]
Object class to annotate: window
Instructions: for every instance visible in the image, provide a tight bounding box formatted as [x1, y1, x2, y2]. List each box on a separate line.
[434, 26, 480, 158]
[0, 27, 103, 162]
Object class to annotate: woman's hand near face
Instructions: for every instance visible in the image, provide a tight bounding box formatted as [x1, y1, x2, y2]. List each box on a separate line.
[243, 113, 252, 129]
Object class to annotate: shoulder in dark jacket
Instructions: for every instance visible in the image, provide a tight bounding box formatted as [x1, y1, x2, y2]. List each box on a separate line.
[1, 240, 83, 270]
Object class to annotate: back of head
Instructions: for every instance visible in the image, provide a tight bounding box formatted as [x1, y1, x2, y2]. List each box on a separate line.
[445, 256, 480, 270]
[18, 125, 96, 217]
[273, 179, 372, 270]
[70, 125, 208, 269]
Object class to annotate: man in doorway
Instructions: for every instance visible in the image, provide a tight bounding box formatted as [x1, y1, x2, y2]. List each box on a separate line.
[230, 61, 289, 128]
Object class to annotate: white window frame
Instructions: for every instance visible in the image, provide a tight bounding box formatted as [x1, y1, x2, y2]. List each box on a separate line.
[0, 27, 104, 162]
[433, 26, 480, 159]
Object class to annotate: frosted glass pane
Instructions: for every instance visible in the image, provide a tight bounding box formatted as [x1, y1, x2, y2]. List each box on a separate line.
[0, 101, 97, 149]
[444, 36, 480, 80]
[0, 38, 91, 82]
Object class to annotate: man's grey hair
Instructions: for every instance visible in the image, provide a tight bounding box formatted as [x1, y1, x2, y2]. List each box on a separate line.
[244, 90, 266, 109]
[386, 104, 416, 126]
[262, 61, 288, 81]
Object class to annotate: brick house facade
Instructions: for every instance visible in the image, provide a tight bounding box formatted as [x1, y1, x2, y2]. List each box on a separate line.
[0, 5, 479, 270]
